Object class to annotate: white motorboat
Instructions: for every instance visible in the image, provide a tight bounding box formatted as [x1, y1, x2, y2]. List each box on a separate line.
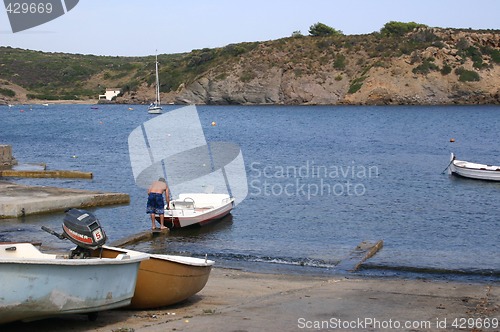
[148, 52, 162, 114]
[0, 243, 147, 324]
[448, 153, 500, 181]
[160, 193, 234, 228]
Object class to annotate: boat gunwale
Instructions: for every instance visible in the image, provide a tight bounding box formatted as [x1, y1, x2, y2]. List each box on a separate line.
[453, 160, 500, 172]
[0, 243, 148, 265]
[101, 245, 215, 267]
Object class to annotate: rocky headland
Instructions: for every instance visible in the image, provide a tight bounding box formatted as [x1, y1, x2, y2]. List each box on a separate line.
[174, 28, 500, 105]
[1, 26, 499, 106]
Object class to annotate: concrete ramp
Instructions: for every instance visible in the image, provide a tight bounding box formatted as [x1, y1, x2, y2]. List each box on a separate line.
[0, 181, 129, 218]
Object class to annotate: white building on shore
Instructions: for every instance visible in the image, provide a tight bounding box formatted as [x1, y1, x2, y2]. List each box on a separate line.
[98, 88, 121, 101]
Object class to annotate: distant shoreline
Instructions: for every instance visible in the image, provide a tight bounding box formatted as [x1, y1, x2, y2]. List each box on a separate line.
[3, 100, 500, 106]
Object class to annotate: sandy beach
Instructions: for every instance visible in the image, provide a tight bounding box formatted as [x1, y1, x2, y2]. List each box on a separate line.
[4, 267, 498, 332]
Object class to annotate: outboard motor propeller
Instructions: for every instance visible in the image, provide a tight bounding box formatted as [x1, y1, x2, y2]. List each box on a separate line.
[42, 208, 107, 259]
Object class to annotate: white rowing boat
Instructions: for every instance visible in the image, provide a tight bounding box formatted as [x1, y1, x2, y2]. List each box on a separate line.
[448, 153, 500, 181]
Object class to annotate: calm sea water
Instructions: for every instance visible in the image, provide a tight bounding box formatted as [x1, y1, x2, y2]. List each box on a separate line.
[1, 104, 499, 280]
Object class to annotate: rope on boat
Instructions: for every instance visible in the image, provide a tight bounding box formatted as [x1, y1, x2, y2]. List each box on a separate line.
[441, 156, 455, 174]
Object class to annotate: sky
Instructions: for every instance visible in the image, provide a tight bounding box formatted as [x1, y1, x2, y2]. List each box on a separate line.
[1, 0, 500, 57]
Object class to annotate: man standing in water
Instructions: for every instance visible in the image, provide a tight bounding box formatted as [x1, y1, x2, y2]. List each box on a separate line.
[147, 177, 170, 230]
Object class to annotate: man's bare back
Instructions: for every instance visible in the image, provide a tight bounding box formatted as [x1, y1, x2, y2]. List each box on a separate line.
[148, 180, 167, 194]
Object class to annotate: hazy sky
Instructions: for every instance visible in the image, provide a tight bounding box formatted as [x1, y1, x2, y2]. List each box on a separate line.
[1, 0, 499, 57]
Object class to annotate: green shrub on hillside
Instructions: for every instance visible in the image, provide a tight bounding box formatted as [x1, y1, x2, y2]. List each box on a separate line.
[348, 82, 363, 94]
[412, 58, 439, 75]
[309, 22, 342, 37]
[481, 47, 500, 64]
[187, 48, 215, 67]
[240, 70, 256, 82]
[221, 43, 258, 57]
[0, 87, 15, 97]
[440, 63, 452, 75]
[455, 67, 481, 82]
[408, 29, 440, 43]
[348, 76, 367, 94]
[333, 54, 346, 70]
[464, 46, 486, 69]
[456, 38, 469, 51]
[380, 21, 427, 36]
[26, 93, 77, 100]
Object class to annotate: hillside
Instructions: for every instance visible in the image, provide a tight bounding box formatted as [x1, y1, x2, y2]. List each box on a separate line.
[1, 25, 500, 105]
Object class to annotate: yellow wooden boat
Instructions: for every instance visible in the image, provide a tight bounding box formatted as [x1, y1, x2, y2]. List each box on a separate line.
[91, 245, 214, 309]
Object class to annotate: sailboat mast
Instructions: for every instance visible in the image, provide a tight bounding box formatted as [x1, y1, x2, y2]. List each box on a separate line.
[155, 53, 160, 106]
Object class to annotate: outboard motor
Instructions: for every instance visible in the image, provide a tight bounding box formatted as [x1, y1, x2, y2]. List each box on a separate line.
[42, 208, 107, 259]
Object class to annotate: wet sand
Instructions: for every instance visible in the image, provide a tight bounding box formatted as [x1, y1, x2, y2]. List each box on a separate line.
[4, 267, 499, 332]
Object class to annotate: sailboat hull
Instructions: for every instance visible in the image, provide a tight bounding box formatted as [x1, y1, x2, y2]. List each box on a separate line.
[148, 106, 162, 114]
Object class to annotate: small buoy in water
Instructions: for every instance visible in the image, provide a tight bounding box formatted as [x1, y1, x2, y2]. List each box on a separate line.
[450, 138, 455, 142]
[211, 121, 216, 126]
[72, 155, 78, 159]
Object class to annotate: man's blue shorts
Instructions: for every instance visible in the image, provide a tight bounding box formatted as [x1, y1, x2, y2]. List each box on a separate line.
[146, 193, 164, 214]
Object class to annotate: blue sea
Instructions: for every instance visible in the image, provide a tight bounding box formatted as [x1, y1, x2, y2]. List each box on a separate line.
[1, 104, 499, 281]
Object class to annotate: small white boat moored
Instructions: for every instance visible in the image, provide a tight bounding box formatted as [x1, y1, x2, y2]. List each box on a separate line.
[160, 193, 234, 228]
[448, 153, 500, 181]
[0, 243, 147, 324]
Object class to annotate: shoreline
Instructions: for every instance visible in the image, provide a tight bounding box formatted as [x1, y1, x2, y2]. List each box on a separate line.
[4, 267, 499, 331]
[3, 100, 500, 107]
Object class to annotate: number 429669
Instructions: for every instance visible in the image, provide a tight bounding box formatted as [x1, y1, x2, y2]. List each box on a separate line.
[452, 318, 498, 329]
[5, 2, 54, 14]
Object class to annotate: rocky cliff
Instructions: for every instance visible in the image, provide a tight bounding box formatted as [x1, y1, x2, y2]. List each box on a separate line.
[174, 28, 500, 105]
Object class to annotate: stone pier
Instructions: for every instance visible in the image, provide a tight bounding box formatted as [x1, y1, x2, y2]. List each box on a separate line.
[0, 145, 17, 167]
[0, 181, 130, 218]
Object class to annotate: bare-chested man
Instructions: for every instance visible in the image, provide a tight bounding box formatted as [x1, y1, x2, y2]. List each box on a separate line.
[146, 177, 170, 230]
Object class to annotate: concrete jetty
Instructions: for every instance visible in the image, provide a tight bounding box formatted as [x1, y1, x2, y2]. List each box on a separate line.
[0, 180, 129, 218]
[0, 169, 93, 179]
[0, 145, 16, 167]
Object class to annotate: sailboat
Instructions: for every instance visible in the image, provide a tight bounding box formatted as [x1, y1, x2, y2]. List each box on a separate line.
[148, 53, 162, 114]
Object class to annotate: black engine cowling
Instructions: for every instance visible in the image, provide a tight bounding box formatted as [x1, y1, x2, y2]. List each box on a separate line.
[62, 208, 107, 250]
